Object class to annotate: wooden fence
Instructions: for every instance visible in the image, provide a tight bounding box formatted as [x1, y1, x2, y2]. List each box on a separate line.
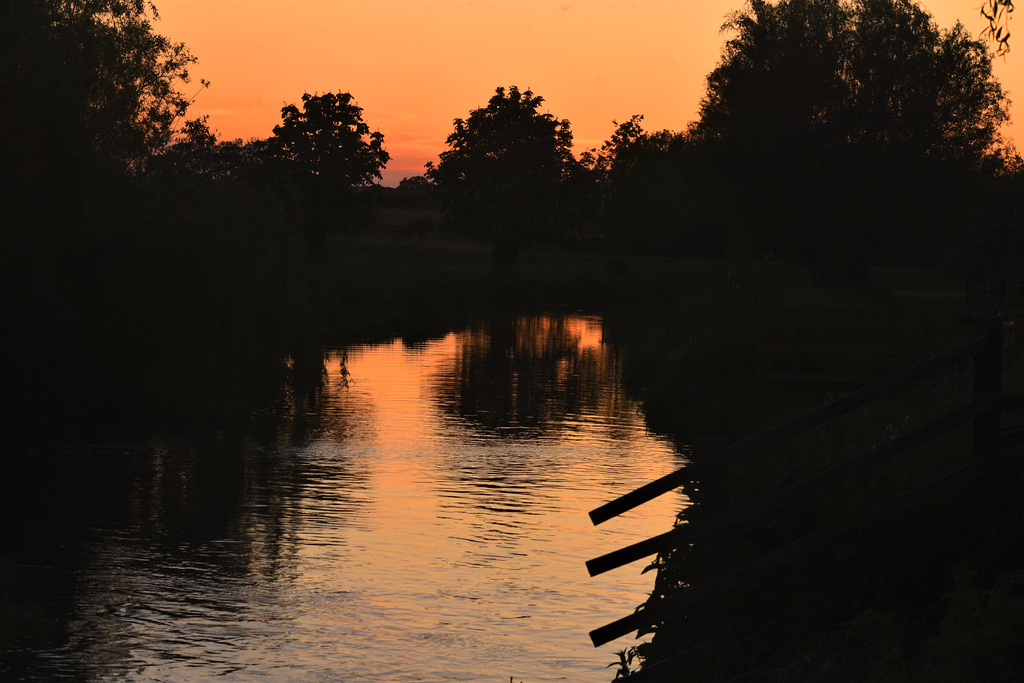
[586, 314, 1023, 680]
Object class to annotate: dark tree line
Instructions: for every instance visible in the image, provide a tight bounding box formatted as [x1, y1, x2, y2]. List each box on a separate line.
[3, 0, 1019, 427]
[157, 92, 390, 252]
[426, 0, 1019, 284]
[0, 1, 389, 428]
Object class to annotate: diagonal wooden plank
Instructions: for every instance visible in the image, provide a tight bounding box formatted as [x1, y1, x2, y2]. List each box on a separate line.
[586, 525, 690, 577]
[590, 460, 992, 648]
[587, 396, 993, 578]
[589, 530, 826, 646]
[589, 333, 988, 525]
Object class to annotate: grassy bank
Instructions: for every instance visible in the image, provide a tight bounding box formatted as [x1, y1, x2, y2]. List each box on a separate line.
[1, 177, 318, 434]
[313, 236, 977, 442]
[334, 238, 1024, 682]
[586, 260, 1024, 681]
[314, 235, 633, 344]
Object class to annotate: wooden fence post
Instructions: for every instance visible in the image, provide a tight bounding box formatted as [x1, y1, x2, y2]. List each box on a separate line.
[698, 437, 730, 581]
[973, 313, 1002, 536]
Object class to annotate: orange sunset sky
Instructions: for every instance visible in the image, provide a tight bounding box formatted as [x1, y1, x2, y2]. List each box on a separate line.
[157, 0, 1021, 187]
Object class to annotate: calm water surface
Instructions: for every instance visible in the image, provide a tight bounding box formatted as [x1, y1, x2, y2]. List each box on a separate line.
[1, 315, 688, 682]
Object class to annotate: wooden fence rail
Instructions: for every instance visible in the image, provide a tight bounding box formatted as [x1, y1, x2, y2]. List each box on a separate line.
[587, 314, 1021, 674]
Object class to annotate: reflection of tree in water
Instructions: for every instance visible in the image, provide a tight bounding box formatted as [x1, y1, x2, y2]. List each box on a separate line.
[432, 315, 634, 439]
[122, 431, 306, 577]
[0, 410, 371, 681]
[429, 315, 654, 552]
[278, 349, 346, 442]
[0, 433, 300, 680]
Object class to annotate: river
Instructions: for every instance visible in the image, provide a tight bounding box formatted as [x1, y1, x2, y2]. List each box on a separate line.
[1, 314, 688, 682]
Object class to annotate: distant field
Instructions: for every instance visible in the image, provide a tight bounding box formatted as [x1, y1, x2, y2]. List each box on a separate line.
[373, 206, 443, 227]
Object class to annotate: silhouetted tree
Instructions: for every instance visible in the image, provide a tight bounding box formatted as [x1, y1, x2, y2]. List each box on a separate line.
[267, 92, 389, 185]
[3, 0, 202, 178]
[385, 175, 436, 209]
[156, 115, 219, 176]
[691, 0, 1010, 283]
[585, 116, 704, 255]
[262, 92, 389, 251]
[397, 174, 433, 195]
[155, 117, 274, 181]
[426, 86, 580, 268]
[0, 1, 320, 428]
[3, 0, 205, 246]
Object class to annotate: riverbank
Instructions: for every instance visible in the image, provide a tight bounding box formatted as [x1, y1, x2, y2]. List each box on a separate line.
[574, 260, 1024, 680]
[316, 234, 971, 434]
[313, 237, 1024, 681]
[1, 177, 318, 436]
[314, 234, 632, 344]
[11, 221, 1019, 680]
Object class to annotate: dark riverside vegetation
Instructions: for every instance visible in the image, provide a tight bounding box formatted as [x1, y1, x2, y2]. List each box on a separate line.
[316, 245, 1024, 681]
[4, 0, 1024, 680]
[305, 238, 1024, 681]
[596, 309, 1024, 681]
[7, 217, 1024, 680]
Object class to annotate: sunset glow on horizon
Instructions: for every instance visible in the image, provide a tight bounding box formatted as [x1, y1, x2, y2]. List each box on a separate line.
[157, 0, 1023, 186]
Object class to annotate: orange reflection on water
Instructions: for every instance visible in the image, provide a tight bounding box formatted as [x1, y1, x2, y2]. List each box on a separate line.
[43, 314, 688, 683]
[290, 314, 688, 682]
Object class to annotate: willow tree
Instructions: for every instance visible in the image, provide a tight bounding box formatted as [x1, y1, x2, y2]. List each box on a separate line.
[980, 0, 1013, 56]
[690, 0, 1009, 282]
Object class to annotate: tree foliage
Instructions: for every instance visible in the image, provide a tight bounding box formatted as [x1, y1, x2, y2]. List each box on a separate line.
[425, 86, 581, 264]
[698, 0, 1007, 169]
[980, 0, 1014, 56]
[3, 0, 207, 255]
[2, 0, 202, 174]
[0, 2, 321, 426]
[583, 116, 701, 254]
[154, 116, 271, 180]
[257, 92, 390, 249]
[690, 0, 1011, 282]
[267, 92, 389, 186]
